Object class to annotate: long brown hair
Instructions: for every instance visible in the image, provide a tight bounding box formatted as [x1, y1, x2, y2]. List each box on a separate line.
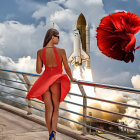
[43, 28, 59, 48]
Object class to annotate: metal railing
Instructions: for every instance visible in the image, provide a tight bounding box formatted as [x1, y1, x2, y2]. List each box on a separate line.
[0, 68, 140, 140]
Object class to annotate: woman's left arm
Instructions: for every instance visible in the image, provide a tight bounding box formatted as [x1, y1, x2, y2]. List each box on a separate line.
[36, 50, 43, 74]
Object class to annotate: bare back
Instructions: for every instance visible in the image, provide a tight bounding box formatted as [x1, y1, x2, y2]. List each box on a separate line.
[39, 47, 63, 67]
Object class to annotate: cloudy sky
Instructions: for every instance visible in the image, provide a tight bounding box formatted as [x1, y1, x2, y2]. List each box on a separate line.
[0, 0, 140, 87]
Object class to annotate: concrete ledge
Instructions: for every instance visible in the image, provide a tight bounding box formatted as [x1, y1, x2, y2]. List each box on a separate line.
[0, 102, 104, 140]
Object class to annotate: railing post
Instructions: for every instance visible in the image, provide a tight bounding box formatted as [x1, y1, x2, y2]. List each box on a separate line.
[22, 74, 32, 115]
[78, 84, 87, 136]
[88, 112, 92, 134]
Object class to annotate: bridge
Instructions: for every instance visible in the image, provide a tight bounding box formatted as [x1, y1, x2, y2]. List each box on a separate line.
[0, 68, 140, 140]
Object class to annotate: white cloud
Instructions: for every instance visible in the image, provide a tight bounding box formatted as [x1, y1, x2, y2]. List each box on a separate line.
[50, 9, 77, 31]
[131, 75, 140, 89]
[0, 20, 46, 59]
[0, 56, 31, 100]
[0, 55, 38, 74]
[114, 9, 127, 13]
[32, 1, 63, 20]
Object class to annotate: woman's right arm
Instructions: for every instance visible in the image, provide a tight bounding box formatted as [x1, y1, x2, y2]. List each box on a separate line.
[61, 49, 76, 82]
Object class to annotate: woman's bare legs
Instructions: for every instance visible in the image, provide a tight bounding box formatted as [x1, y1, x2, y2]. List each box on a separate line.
[50, 79, 61, 138]
[42, 89, 53, 135]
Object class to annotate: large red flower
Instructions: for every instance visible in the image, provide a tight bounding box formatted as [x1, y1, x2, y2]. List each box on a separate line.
[96, 11, 140, 63]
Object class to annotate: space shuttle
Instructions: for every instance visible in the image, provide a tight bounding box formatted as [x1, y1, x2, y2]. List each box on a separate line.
[68, 13, 91, 68]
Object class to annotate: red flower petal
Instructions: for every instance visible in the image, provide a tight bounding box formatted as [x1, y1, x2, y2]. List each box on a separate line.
[96, 11, 140, 63]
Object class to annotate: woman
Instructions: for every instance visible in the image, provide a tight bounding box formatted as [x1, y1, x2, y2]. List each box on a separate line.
[26, 28, 76, 140]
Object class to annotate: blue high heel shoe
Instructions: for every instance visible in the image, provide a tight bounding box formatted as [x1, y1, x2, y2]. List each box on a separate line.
[49, 131, 56, 140]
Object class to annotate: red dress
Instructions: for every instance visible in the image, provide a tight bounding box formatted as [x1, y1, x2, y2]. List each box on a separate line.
[26, 46, 71, 102]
